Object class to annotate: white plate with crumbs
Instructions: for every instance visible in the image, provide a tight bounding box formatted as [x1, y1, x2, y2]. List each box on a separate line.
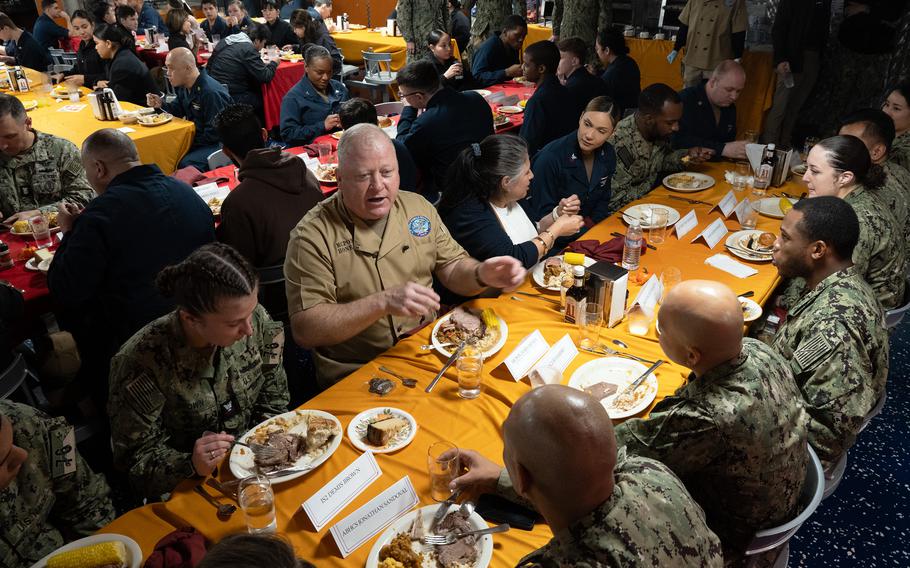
[568, 357, 658, 419]
[663, 172, 715, 192]
[622, 204, 681, 229]
[348, 407, 417, 454]
[30, 534, 142, 568]
[365, 505, 494, 568]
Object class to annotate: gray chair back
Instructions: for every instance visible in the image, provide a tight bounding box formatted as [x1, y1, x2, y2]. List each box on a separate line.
[362, 50, 396, 82]
[884, 277, 910, 329]
[206, 149, 233, 170]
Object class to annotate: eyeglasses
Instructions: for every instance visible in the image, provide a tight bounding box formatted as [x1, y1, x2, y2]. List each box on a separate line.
[398, 90, 424, 100]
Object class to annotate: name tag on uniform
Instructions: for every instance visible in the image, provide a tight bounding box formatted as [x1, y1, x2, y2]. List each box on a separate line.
[49, 424, 77, 479]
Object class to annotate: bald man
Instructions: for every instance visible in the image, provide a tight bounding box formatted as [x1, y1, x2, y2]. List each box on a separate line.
[673, 60, 749, 160]
[47, 129, 214, 407]
[450, 385, 723, 566]
[614, 280, 808, 565]
[146, 47, 232, 171]
[284, 124, 525, 388]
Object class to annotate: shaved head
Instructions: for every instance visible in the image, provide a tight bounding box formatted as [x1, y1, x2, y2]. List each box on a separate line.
[81, 128, 142, 193]
[503, 385, 616, 511]
[164, 47, 200, 88]
[336, 123, 393, 169]
[657, 280, 743, 375]
[167, 47, 195, 69]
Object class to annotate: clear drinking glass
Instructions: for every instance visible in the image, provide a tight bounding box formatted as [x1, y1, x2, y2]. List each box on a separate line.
[29, 215, 53, 249]
[456, 346, 483, 399]
[238, 474, 277, 533]
[577, 301, 603, 349]
[647, 206, 669, 244]
[428, 442, 459, 502]
[626, 305, 652, 336]
[660, 267, 682, 303]
[741, 186, 766, 229]
[315, 143, 333, 164]
[743, 129, 758, 143]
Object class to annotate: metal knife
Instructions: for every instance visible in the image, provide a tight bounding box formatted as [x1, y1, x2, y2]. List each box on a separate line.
[616, 359, 665, 398]
[429, 489, 461, 533]
[512, 290, 561, 305]
[667, 195, 713, 206]
[426, 341, 466, 393]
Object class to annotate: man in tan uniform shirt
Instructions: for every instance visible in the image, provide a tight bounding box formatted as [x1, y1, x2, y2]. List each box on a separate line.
[284, 124, 527, 388]
[676, 0, 749, 87]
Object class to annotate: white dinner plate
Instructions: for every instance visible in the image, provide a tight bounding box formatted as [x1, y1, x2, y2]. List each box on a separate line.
[471, 89, 492, 97]
[347, 407, 417, 454]
[430, 311, 508, 360]
[662, 172, 715, 192]
[364, 505, 494, 568]
[30, 534, 142, 568]
[530, 254, 597, 291]
[756, 197, 797, 219]
[567, 357, 659, 419]
[229, 409, 342, 484]
[622, 204, 681, 229]
[724, 230, 773, 263]
[498, 105, 523, 114]
[739, 297, 762, 322]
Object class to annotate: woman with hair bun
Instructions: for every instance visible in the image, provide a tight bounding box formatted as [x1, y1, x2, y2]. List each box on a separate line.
[802, 134, 906, 309]
[93, 22, 157, 105]
[108, 243, 290, 501]
[595, 28, 640, 114]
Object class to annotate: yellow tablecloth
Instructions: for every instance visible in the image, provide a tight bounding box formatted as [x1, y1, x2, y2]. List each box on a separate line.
[524, 25, 776, 136]
[331, 28, 408, 70]
[99, 161, 805, 565]
[6, 70, 195, 174]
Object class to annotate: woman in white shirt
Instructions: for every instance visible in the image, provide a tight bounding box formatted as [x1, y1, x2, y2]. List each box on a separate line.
[438, 135, 584, 269]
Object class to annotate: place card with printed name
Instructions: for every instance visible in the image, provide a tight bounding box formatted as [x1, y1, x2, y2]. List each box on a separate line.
[503, 330, 549, 380]
[691, 218, 729, 249]
[330, 476, 419, 558]
[674, 209, 698, 239]
[630, 274, 663, 317]
[711, 190, 739, 218]
[529, 333, 578, 377]
[732, 198, 752, 225]
[302, 451, 382, 532]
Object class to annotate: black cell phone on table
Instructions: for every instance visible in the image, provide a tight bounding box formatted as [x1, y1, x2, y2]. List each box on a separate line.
[474, 493, 538, 531]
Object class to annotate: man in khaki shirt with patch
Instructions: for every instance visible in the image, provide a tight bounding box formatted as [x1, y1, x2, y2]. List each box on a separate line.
[285, 124, 527, 388]
[674, 0, 749, 87]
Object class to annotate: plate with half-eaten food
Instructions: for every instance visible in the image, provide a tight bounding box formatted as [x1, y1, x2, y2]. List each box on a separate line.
[348, 407, 417, 453]
[431, 307, 508, 359]
[366, 505, 494, 568]
[230, 409, 342, 484]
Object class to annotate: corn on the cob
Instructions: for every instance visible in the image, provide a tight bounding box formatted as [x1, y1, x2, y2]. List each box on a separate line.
[481, 308, 499, 330]
[47, 541, 127, 568]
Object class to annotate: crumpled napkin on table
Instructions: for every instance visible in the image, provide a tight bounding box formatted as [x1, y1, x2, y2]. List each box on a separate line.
[562, 237, 648, 263]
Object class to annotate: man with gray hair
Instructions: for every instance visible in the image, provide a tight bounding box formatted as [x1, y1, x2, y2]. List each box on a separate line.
[47, 128, 214, 407]
[284, 123, 526, 388]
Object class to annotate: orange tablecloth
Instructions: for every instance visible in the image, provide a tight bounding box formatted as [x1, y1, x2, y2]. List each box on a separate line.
[99, 161, 806, 565]
[331, 28, 408, 71]
[523, 25, 776, 136]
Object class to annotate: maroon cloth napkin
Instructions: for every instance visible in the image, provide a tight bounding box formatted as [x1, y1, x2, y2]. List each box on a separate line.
[172, 166, 206, 186]
[143, 529, 207, 568]
[563, 237, 648, 263]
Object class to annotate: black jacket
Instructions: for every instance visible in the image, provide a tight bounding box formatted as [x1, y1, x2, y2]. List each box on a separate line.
[450, 10, 470, 53]
[520, 75, 577, 157]
[167, 33, 193, 53]
[207, 36, 278, 106]
[13, 31, 52, 71]
[565, 67, 608, 118]
[265, 19, 297, 48]
[440, 194, 540, 269]
[107, 47, 158, 105]
[672, 82, 736, 157]
[601, 54, 641, 113]
[292, 28, 343, 75]
[429, 55, 474, 91]
[772, 0, 832, 72]
[471, 34, 519, 87]
[70, 38, 107, 88]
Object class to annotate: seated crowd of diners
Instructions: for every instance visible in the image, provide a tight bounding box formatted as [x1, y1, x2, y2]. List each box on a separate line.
[2, 4, 910, 567]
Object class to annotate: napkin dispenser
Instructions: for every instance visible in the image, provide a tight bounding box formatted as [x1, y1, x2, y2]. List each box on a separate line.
[586, 262, 629, 328]
[771, 148, 794, 187]
[88, 88, 121, 121]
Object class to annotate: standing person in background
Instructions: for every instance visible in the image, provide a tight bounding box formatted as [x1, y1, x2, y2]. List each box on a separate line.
[448, 0, 470, 53]
[464, 0, 526, 61]
[66, 10, 107, 89]
[397, 0, 447, 63]
[762, 0, 832, 147]
[549, 0, 600, 58]
[671, 0, 748, 87]
[33, 0, 76, 51]
[595, 27, 640, 115]
[200, 0, 228, 42]
[882, 82, 910, 170]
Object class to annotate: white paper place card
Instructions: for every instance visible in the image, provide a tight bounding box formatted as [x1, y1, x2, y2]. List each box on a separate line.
[194, 183, 230, 203]
[504, 330, 549, 380]
[630, 274, 663, 318]
[58, 104, 86, 112]
[117, 126, 135, 133]
[705, 254, 759, 278]
[691, 218, 729, 249]
[298, 153, 320, 171]
[329, 476, 419, 558]
[732, 198, 751, 225]
[302, 452, 382, 531]
[530, 333, 577, 376]
[674, 209, 698, 239]
[711, 190, 738, 218]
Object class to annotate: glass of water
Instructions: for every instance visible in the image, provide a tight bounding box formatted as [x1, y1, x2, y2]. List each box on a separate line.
[29, 214, 53, 249]
[238, 474, 277, 533]
[456, 345, 483, 399]
[427, 441, 459, 501]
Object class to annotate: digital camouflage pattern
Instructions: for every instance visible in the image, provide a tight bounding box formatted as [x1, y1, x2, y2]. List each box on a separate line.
[396, 0, 448, 63]
[892, 132, 910, 172]
[0, 400, 114, 568]
[614, 338, 809, 561]
[609, 113, 686, 212]
[108, 305, 289, 500]
[0, 131, 93, 217]
[514, 448, 724, 567]
[843, 184, 907, 311]
[880, 159, 910, 243]
[466, 0, 527, 59]
[772, 267, 889, 471]
[553, 0, 606, 51]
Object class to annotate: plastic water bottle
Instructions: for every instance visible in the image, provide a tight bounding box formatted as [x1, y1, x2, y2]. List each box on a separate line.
[621, 221, 643, 271]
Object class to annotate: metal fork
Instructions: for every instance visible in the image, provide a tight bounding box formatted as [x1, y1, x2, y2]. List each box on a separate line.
[667, 195, 713, 206]
[233, 440, 286, 462]
[421, 523, 511, 546]
[595, 344, 658, 365]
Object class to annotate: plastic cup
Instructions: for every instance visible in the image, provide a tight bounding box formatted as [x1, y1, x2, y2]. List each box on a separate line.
[427, 442, 459, 501]
[315, 143, 333, 164]
[238, 474, 276, 533]
[647, 206, 669, 244]
[29, 215, 53, 249]
[456, 346, 483, 399]
[577, 301, 603, 349]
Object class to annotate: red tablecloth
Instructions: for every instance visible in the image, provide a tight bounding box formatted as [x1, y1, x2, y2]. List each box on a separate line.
[0, 231, 60, 306]
[135, 36, 208, 69]
[485, 80, 535, 132]
[262, 60, 307, 130]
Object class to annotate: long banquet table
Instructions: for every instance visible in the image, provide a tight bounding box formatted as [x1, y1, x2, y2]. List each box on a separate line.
[98, 160, 805, 565]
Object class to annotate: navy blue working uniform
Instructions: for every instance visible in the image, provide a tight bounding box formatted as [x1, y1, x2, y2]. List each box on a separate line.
[32, 13, 69, 50]
[601, 54, 640, 114]
[672, 81, 736, 157]
[520, 75, 577, 157]
[471, 34, 519, 87]
[162, 70, 234, 170]
[564, 67, 608, 118]
[279, 74, 349, 145]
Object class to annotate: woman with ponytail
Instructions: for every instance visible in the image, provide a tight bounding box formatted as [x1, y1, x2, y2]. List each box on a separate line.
[93, 22, 156, 105]
[108, 243, 290, 501]
[802, 134, 906, 309]
[438, 134, 584, 270]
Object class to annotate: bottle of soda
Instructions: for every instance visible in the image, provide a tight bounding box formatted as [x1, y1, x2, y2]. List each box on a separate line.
[621, 221, 643, 271]
[564, 265, 587, 324]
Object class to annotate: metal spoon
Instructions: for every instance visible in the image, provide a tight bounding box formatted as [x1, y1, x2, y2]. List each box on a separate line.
[612, 339, 629, 349]
[194, 485, 237, 519]
[459, 501, 475, 517]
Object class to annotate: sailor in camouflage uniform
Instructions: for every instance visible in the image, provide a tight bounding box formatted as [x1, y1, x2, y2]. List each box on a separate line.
[0, 94, 93, 221]
[882, 82, 910, 171]
[464, 0, 527, 61]
[552, 0, 607, 59]
[609, 83, 713, 212]
[396, 0, 448, 63]
[891, 131, 910, 171]
[0, 400, 115, 568]
[615, 280, 809, 564]
[770, 198, 889, 472]
[838, 108, 910, 244]
[450, 385, 724, 567]
[109, 244, 289, 500]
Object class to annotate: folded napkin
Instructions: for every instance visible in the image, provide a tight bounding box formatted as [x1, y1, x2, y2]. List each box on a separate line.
[172, 166, 206, 186]
[143, 528, 207, 568]
[562, 237, 648, 264]
[705, 254, 759, 278]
